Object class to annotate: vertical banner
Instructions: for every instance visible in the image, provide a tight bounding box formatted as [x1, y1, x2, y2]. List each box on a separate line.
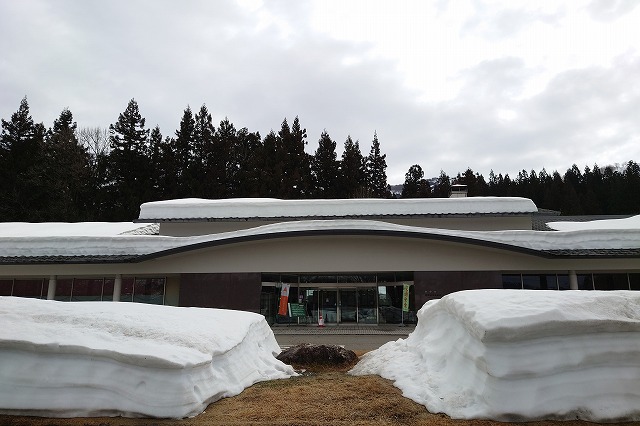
[402, 283, 411, 312]
[278, 283, 290, 316]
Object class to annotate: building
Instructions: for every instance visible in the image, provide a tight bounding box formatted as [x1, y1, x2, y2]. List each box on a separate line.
[0, 197, 638, 326]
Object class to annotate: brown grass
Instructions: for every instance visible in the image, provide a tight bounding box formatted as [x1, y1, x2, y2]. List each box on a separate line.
[1, 358, 639, 426]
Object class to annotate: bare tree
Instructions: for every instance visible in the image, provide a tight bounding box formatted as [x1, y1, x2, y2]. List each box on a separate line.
[77, 126, 110, 159]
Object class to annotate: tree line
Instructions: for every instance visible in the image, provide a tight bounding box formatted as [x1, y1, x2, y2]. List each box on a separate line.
[401, 162, 640, 215]
[1, 97, 638, 222]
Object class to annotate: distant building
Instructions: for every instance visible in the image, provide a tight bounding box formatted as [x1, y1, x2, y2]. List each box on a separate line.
[0, 197, 638, 326]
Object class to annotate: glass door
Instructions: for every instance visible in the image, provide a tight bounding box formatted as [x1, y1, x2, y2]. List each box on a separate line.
[357, 287, 378, 324]
[339, 289, 357, 323]
[319, 289, 337, 324]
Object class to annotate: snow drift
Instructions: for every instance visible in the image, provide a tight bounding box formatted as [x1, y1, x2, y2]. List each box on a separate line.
[350, 290, 640, 422]
[0, 297, 295, 418]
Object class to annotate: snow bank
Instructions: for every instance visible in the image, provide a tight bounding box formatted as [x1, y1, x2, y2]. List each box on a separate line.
[548, 215, 640, 231]
[350, 290, 640, 422]
[138, 197, 537, 220]
[0, 297, 295, 418]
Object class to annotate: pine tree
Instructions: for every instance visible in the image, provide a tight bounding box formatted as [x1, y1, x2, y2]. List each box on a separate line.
[230, 127, 262, 197]
[173, 106, 196, 195]
[365, 132, 390, 198]
[311, 130, 340, 198]
[105, 99, 151, 220]
[0, 97, 48, 220]
[338, 136, 366, 198]
[44, 108, 92, 221]
[277, 117, 312, 198]
[401, 164, 430, 198]
[432, 170, 451, 198]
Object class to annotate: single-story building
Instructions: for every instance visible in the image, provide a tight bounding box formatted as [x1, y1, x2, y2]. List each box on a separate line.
[0, 197, 638, 325]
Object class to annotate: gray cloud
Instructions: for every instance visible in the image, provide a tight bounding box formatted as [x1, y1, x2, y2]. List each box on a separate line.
[1, 0, 639, 186]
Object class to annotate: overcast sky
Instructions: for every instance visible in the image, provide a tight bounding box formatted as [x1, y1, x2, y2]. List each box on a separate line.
[1, 0, 639, 184]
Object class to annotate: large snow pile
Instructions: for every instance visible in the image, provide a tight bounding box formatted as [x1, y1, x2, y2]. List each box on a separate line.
[0, 297, 295, 418]
[350, 290, 640, 422]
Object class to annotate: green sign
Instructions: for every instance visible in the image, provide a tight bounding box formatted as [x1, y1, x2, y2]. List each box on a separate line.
[288, 303, 306, 318]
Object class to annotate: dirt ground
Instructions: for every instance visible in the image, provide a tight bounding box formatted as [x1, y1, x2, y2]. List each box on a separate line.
[2, 370, 638, 426]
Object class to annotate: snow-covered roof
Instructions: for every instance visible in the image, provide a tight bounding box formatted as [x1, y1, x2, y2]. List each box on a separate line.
[0, 222, 154, 237]
[548, 215, 640, 231]
[1, 219, 639, 263]
[137, 197, 538, 221]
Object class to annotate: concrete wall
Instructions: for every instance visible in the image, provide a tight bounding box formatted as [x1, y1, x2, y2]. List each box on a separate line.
[178, 273, 261, 312]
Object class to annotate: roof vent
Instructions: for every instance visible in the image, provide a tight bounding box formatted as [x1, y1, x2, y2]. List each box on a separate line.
[449, 184, 468, 198]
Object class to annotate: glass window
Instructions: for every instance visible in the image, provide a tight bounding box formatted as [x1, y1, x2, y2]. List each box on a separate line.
[577, 274, 594, 290]
[120, 277, 134, 302]
[630, 274, 640, 291]
[103, 279, 114, 300]
[0, 280, 13, 296]
[557, 275, 571, 290]
[522, 275, 542, 290]
[133, 278, 165, 304]
[54, 279, 73, 301]
[72, 279, 103, 302]
[594, 274, 629, 291]
[12, 279, 44, 298]
[357, 288, 377, 324]
[502, 274, 522, 289]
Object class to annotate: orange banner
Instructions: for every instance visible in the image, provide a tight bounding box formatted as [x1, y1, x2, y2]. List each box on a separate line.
[277, 283, 290, 316]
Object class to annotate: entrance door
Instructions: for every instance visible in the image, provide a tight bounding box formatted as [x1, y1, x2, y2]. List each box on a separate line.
[339, 289, 357, 323]
[319, 289, 337, 324]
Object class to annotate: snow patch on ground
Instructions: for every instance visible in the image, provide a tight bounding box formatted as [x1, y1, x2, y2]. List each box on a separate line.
[350, 290, 640, 422]
[0, 297, 295, 418]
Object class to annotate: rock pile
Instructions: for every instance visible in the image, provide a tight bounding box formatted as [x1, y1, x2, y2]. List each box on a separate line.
[277, 343, 358, 371]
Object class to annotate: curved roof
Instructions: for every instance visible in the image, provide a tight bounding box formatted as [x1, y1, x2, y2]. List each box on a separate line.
[137, 197, 538, 222]
[1, 220, 639, 264]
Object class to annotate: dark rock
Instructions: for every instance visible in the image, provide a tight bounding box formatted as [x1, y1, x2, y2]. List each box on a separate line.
[277, 343, 358, 370]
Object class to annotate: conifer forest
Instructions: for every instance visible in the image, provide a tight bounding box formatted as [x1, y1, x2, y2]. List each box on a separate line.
[1, 97, 638, 222]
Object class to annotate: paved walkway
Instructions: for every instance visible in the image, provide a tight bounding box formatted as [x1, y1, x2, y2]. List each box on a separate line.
[272, 324, 415, 335]
[272, 325, 415, 351]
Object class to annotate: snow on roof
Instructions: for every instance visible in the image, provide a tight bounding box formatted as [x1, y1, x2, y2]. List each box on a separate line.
[0, 219, 639, 259]
[548, 214, 640, 231]
[350, 289, 640, 422]
[0, 297, 295, 418]
[0, 222, 151, 237]
[137, 197, 538, 220]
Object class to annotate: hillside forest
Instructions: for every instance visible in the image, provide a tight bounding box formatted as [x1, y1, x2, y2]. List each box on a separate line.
[1, 97, 639, 222]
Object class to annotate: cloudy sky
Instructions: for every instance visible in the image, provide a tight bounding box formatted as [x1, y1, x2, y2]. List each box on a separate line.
[1, 0, 639, 184]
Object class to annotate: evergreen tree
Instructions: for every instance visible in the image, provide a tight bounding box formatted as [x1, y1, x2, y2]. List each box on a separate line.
[401, 164, 430, 198]
[432, 170, 451, 198]
[258, 130, 283, 197]
[276, 117, 312, 198]
[173, 106, 196, 196]
[365, 132, 390, 197]
[338, 136, 366, 198]
[44, 108, 92, 221]
[230, 127, 262, 197]
[0, 97, 48, 221]
[311, 130, 340, 198]
[105, 99, 152, 220]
